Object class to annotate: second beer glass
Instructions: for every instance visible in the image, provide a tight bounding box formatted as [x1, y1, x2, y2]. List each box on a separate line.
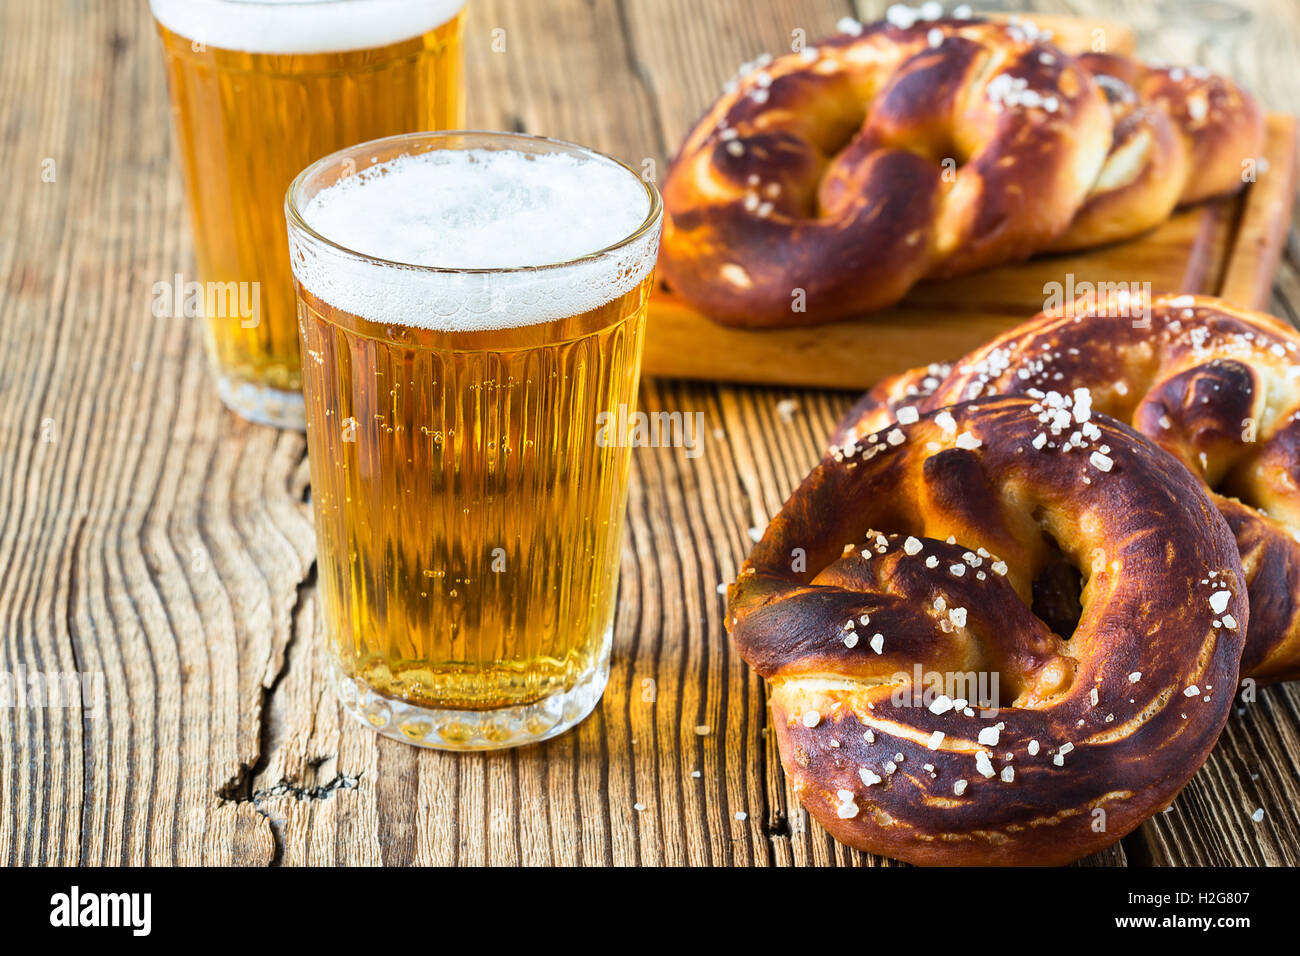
[152, 0, 466, 427]
[286, 132, 663, 749]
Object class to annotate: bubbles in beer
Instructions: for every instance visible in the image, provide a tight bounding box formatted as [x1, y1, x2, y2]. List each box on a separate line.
[291, 148, 660, 331]
[149, 0, 465, 54]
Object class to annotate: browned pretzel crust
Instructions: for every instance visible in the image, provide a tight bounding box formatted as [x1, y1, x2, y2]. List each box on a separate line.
[660, 13, 1262, 327]
[837, 294, 1300, 682]
[1052, 52, 1262, 250]
[730, 396, 1246, 865]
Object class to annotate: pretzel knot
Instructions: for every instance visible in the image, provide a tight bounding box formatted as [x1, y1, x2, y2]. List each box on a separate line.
[729, 396, 1246, 865]
[660, 16, 1262, 327]
[841, 294, 1300, 683]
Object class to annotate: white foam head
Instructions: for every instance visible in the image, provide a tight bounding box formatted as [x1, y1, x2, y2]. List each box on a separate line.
[289, 144, 661, 331]
[150, 0, 464, 55]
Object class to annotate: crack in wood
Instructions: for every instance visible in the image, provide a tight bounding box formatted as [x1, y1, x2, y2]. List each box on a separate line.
[253, 773, 362, 804]
[215, 556, 320, 868]
[222, 772, 362, 868]
[216, 560, 317, 798]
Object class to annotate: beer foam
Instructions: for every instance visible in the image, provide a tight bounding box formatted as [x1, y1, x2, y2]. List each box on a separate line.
[150, 0, 465, 55]
[290, 148, 660, 331]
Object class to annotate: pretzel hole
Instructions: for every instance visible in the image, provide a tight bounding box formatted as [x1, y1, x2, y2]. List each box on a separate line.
[1023, 510, 1098, 645]
[816, 109, 869, 158]
[1031, 557, 1083, 639]
[930, 503, 1084, 704]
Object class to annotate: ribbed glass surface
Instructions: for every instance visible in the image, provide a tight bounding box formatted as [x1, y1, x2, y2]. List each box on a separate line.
[298, 277, 651, 710]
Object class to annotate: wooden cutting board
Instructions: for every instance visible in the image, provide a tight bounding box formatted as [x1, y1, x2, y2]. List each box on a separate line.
[642, 16, 1298, 391]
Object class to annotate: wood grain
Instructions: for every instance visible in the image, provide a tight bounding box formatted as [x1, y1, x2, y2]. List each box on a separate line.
[0, 0, 1296, 867]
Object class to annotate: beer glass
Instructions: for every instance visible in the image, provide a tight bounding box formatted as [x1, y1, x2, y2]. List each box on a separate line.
[286, 132, 662, 749]
[151, 0, 465, 428]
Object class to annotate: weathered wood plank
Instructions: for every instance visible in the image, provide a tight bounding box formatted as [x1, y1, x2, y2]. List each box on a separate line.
[0, 0, 1297, 868]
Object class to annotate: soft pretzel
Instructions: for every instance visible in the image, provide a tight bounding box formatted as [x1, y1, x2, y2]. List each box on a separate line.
[837, 293, 1300, 683]
[1051, 52, 1261, 251]
[729, 395, 1246, 865]
[660, 10, 1263, 327]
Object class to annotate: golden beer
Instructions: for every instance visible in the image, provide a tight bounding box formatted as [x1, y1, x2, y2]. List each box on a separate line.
[286, 132, 662, 748]
[151, 0, 465, 427]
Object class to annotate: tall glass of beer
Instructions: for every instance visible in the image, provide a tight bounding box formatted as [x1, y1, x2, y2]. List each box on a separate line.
[286, 132, 662, 749]
[151, 0, 465, 428]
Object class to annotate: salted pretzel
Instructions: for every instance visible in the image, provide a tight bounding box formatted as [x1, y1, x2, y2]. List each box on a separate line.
[838, 294, 1300, 683]
[660, 10, 1263, 327]
[729, 395, 1246, 865]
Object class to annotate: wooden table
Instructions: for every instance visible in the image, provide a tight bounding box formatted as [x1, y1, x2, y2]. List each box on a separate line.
[3, 0, 1298, 866]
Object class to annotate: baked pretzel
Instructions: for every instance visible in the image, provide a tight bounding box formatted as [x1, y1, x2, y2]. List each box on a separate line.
[660, 10, 1263, 327]
[1051, 52, 1261, 251]
[729, 395, 1246, 865]
[838, 293, 1300, 683]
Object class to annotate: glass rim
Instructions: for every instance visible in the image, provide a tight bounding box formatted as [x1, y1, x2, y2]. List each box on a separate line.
[285, 129, 664, 277]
